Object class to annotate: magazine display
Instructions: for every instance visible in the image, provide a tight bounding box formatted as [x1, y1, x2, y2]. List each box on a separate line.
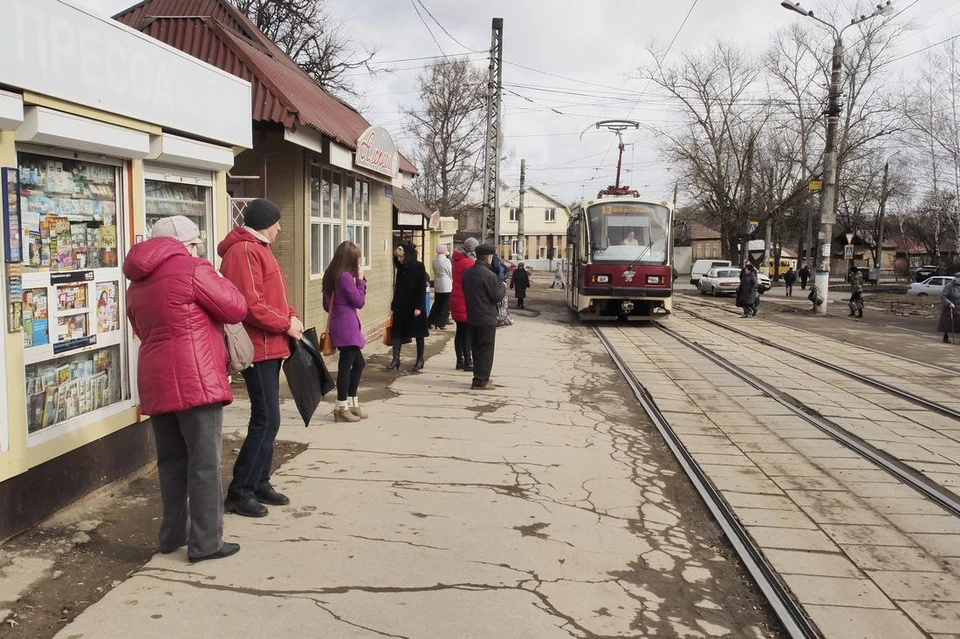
[24, 346, 121, 433]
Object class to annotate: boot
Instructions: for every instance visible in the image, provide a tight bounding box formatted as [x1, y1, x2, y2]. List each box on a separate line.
[411, 340, 424, 372]
[456, 357, 464, 370]
[412, 358, 424, 372]
[334, 400, 361, 423]
[349, 396, 368, 419]
[857, 310, 863, 318]
[463, 357, 474, 372]
[386, 342, 401, 370]
[944, 333, 951, 343]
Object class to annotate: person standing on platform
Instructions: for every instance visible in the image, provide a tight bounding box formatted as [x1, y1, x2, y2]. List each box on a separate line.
[322, 241, 368, 423]
[783, 267, 797, 297]
[799, 264, 810, 290]
[939, 273, 960, 343]
[737, 263, 759, 318]
[510, 262, 531, 309]
[219, 198, 302, 518]
[125, 216, 248, 562]
[428, 245, 453, 330]
[451, 239, 478, 371]
[463, 244, 506, 390]
[387, 243, 429, 372]
[849, 267, 865, 318]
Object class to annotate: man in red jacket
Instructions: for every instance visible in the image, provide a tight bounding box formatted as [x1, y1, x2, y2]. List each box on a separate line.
[219, 199, 303, 518]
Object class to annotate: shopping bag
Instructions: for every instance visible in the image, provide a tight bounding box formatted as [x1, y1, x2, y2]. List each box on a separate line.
[282, 330, 335, 426]
[496, 296, 514, 328]
[382, 315, 393, 346]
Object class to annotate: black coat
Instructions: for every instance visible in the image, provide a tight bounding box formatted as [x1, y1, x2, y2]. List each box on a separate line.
[784, 270, 797, 285]
[392, 252, 429, 339]
[463, 262, 506, 327]
[736, 271, 759, 307]
[939, 281, 960, 333]
[510, 269, 531, 299]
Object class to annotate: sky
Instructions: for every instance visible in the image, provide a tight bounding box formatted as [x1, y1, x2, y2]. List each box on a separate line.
[78, 0, 960, 207]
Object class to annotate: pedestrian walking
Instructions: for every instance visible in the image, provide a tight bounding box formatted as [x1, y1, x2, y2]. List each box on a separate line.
[799, 264, 810, 290]
[551, 260, 565, 289]
[428, 245, 452, 329]
[939, 272, 960, 343]
[463, 244, 507, 390]
[219, 198, 302, 518]
[736, 263, 759, 318]
[124, 216, 248, 562]
[322, 241, 368, 422]
[387, 243, 429, 372]
[451, 239, 478, 371]
[783, 267, 797, 297]
[848, 267, 864, 318]
[510, 262, 531, 309]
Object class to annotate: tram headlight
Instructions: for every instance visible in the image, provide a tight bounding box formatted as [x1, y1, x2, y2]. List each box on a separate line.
[594, 274, 610, 284]
[646, 275, 662, 285]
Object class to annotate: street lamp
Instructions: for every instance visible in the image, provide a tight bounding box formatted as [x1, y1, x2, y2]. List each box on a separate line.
[780, 0, 894, 314]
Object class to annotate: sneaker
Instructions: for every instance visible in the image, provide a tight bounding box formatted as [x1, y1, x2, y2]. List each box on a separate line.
[188, 542, 240, 563]
[224, 494, 268, 517]
[254, 484, 290, 506]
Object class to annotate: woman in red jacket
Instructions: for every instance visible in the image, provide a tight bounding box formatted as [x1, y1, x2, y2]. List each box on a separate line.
[124, 216, 248, 563]
[451, 238, 478, 371]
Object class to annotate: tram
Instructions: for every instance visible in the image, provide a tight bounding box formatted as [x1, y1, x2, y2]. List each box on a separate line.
[565, 122, 674, 320]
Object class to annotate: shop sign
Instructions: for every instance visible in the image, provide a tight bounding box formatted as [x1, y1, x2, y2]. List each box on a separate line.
[428, 211, 440, 229]
[808, 180, 822, 191]
[355, 126, 399, 178]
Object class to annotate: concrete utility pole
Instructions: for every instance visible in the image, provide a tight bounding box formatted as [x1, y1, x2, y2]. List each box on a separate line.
[875, 160, 889, 277]
[481, 18, 504, 248]
[780, 0, 894, 315]
[517, 159, 526, 259]
[763, 219, 772, 276]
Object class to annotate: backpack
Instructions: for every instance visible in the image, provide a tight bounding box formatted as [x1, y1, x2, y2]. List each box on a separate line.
[224, 322, 254, 374]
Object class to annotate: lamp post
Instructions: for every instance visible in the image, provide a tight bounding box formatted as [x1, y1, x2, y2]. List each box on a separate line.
[780, 1, 894, 314]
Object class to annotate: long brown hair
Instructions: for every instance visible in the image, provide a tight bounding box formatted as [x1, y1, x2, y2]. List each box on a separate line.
[322, 241, 362, 295]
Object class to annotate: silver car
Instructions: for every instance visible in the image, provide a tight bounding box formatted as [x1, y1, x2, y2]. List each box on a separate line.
[698, 268, 742, 296]
[907, 276, 951, 297]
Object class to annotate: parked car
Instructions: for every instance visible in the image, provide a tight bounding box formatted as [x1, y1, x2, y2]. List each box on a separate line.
[915, 265, 940, 282]
[698, 267, 742, 296]
[690, 259, 732, 285]
[907, 275, 951, 297]
[756, 271, 771, 293]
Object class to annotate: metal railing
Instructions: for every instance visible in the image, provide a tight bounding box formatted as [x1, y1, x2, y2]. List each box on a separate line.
[228, 198, 256, 230]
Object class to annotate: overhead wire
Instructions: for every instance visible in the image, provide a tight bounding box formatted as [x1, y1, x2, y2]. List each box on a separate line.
[408, 0, 447, 59]
[414, 0, 475, 52]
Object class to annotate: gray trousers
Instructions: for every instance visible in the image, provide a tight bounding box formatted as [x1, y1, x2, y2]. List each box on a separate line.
[151, 403, 224, 558]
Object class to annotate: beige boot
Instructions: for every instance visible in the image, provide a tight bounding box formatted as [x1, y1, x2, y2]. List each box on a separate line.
[334, 400, 361, 423]
[349, 396, 368, 419]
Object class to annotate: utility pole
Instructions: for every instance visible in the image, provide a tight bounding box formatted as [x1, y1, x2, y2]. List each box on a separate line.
[763, 219, 772, 276]
[517, 159, 526, 259]
[481, 18, 504, 248]
[875, 160, 889, 279]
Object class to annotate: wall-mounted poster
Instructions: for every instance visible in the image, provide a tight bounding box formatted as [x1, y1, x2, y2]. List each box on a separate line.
[2, 167, 23, 263]
[22, 287, 49, 347]
[95, 282, 119, 333]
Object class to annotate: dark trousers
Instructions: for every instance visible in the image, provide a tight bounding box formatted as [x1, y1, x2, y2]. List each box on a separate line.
[152, 403, 224, 558]
[455, 320, 472, 363]
[800, 278, 808, 290]
[228, 358, 282, 500]
[336, 346, 366, 401]
[785, 284, 793, 297]
[428, 292, 451, 328]
[469, 325, 497, 384]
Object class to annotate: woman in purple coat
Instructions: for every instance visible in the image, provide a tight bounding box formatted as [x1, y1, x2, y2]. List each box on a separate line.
[322, 242, 367, 423]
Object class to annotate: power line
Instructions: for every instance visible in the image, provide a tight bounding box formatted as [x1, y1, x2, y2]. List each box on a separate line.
[887, 33, 960, 64]
[408, 0, 447, 58]
[414, 0, 475, 52]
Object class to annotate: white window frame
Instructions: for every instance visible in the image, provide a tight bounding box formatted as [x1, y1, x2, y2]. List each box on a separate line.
[345, 176, 371, 269]
[311, 168, 371, 277]
[144, 165, 215, 262]
[539, 246, 548, 259]
[545, 208, 556, 223]
[509, 208, 518, 222]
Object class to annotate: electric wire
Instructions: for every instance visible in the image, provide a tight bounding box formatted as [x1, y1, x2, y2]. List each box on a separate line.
[408, 0, 447, 59]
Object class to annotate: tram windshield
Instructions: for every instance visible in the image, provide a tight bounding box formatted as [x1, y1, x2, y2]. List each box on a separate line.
[586, 202, 670, 264]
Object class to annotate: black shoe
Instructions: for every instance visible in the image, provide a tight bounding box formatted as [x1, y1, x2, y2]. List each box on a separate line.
[456, 358, 464, 370]
[411, 358, 424, 372]
[944, 334, 951, 343]
[386, 357, 400, 370]
[224, 494, 268, 517]
[463, 361, 474, 372]
[254, 484, 290, 506]
[857, 311, 863, 318]
[159, 542, 185, 554]
[848, 312, 856, 317]
[188, 542, 240, 563]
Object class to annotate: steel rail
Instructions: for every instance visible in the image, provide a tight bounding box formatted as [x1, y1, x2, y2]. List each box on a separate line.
[650, 321, 960, 519]
[592, 325, 821, 639]
[677, 304, 960, 423]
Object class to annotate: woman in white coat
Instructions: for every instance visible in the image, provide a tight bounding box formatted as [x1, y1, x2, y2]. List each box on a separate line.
[428, 245, 454, 329]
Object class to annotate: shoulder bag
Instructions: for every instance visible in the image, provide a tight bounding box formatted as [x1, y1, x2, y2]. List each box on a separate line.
[224, 323, 254, 374]
[319, 292, 336, 357]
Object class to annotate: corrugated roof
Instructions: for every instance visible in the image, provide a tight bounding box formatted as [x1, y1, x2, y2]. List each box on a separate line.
[114, 0, 417, 174]
[685, 221, 721, 240]
[393, 187, 431, 218]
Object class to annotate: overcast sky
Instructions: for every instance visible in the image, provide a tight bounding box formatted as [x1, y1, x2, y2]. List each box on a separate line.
[78, 0, 960, 206]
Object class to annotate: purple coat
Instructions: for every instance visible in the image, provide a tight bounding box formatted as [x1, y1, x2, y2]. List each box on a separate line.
[322, 271, 366, 348]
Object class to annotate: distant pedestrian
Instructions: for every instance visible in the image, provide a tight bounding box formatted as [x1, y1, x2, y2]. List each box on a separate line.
[125, 216, 248, 562]
[849, 267, 864, 318]
[451, 238, 478, 371]
[322, 241, 367, 423]
[552, 260, 565, 289]
[783, 267, 797, 297]
[737, 263, 759, 318]
[510, 262, 531, 309]
[428, 245, 452, 330]
[799, 264, 810, 290]
[808, 283, 823, 311]
[491, 253, 508, 285]
[463, 244, 506, 390]
[388, 243, 429, 372]
[939, 272, 960, 343]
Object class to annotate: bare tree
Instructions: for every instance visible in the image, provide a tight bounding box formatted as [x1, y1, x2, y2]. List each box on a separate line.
[403, 58, 486, 218]
[230, 0, 379, 99]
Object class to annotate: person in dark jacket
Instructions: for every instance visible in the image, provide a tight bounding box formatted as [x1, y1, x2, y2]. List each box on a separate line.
[388, 243, 429, 371]
[491, 253, 508, 285]
[510, 263, 531, 309]
[849, 267, 865, 318]
[939, 273, 960, 342]
[451, 239, 478, 371]
[463, 244, 506, 390]
[799, 264, 810, 290]
[736, 263, 759, 318]
[125, 216, 248, 563]
[322, 241, 367, 422]
[783, 267, 797, 297]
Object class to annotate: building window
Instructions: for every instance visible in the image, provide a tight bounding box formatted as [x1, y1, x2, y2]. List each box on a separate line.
[713, 242, 719, 257]
[346, 177, 371, 268]
[509, 208, 518, 222]
[545, 208, 556, 222]
[311, 168, 371, 275]
[539, 246, 547, 259]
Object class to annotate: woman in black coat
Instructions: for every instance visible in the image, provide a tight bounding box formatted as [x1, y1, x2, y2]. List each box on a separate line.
[510, 263, 531, 309]
[388, 243, 429, 371]
[736, 264, 759, 318]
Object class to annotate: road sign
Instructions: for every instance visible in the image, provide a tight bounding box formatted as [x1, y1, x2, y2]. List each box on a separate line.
[844, 244, 854, 259]
[748, 219, 759, 233]
[845, 232, 854, 243]
[808, 180, 822, 191]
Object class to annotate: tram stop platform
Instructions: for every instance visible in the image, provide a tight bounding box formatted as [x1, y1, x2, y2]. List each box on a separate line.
[45, 288, 783, 639]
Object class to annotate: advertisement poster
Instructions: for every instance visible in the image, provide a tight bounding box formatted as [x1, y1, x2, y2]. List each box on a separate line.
[22, 287, 49, 347]
[95, 282, 119, 333]
[56, 313, 87, 342]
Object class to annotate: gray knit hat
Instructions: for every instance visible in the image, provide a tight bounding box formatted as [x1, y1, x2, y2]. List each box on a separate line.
[462, 237, 479, 253]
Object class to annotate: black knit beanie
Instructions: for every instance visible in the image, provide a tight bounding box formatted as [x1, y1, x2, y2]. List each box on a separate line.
[243, 198, 282, 230]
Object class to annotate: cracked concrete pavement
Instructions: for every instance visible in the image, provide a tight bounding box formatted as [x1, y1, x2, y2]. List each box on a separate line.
[52, 292, 781, 639]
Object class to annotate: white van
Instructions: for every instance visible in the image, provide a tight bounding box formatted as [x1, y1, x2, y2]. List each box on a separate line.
[690, 259, 732, 285]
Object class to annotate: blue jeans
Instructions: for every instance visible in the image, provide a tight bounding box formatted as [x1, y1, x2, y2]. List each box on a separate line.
[227, 358, 282, 499]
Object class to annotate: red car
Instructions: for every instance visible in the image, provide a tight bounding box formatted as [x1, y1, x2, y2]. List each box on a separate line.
[502, 260, 534, 274]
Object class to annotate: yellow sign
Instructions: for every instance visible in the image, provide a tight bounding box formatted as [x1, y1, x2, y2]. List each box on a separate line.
[808, 180, 823, 191]
[844, 244, 854, 259]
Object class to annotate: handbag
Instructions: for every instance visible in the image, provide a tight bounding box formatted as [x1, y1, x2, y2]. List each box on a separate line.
[382, 315, 393, 346]
[319, 292, 336, 357]
[224, 322, 254, 375]
[496, 296, 514, 328]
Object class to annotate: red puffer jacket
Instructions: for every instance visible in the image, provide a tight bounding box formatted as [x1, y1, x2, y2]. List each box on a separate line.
[218, 228, 298, 362]
[124, 238, 248, 416]
[450, 251, 475, 322]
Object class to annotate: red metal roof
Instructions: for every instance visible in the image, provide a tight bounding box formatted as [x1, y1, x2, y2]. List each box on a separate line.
[113, 0, 417, 174]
